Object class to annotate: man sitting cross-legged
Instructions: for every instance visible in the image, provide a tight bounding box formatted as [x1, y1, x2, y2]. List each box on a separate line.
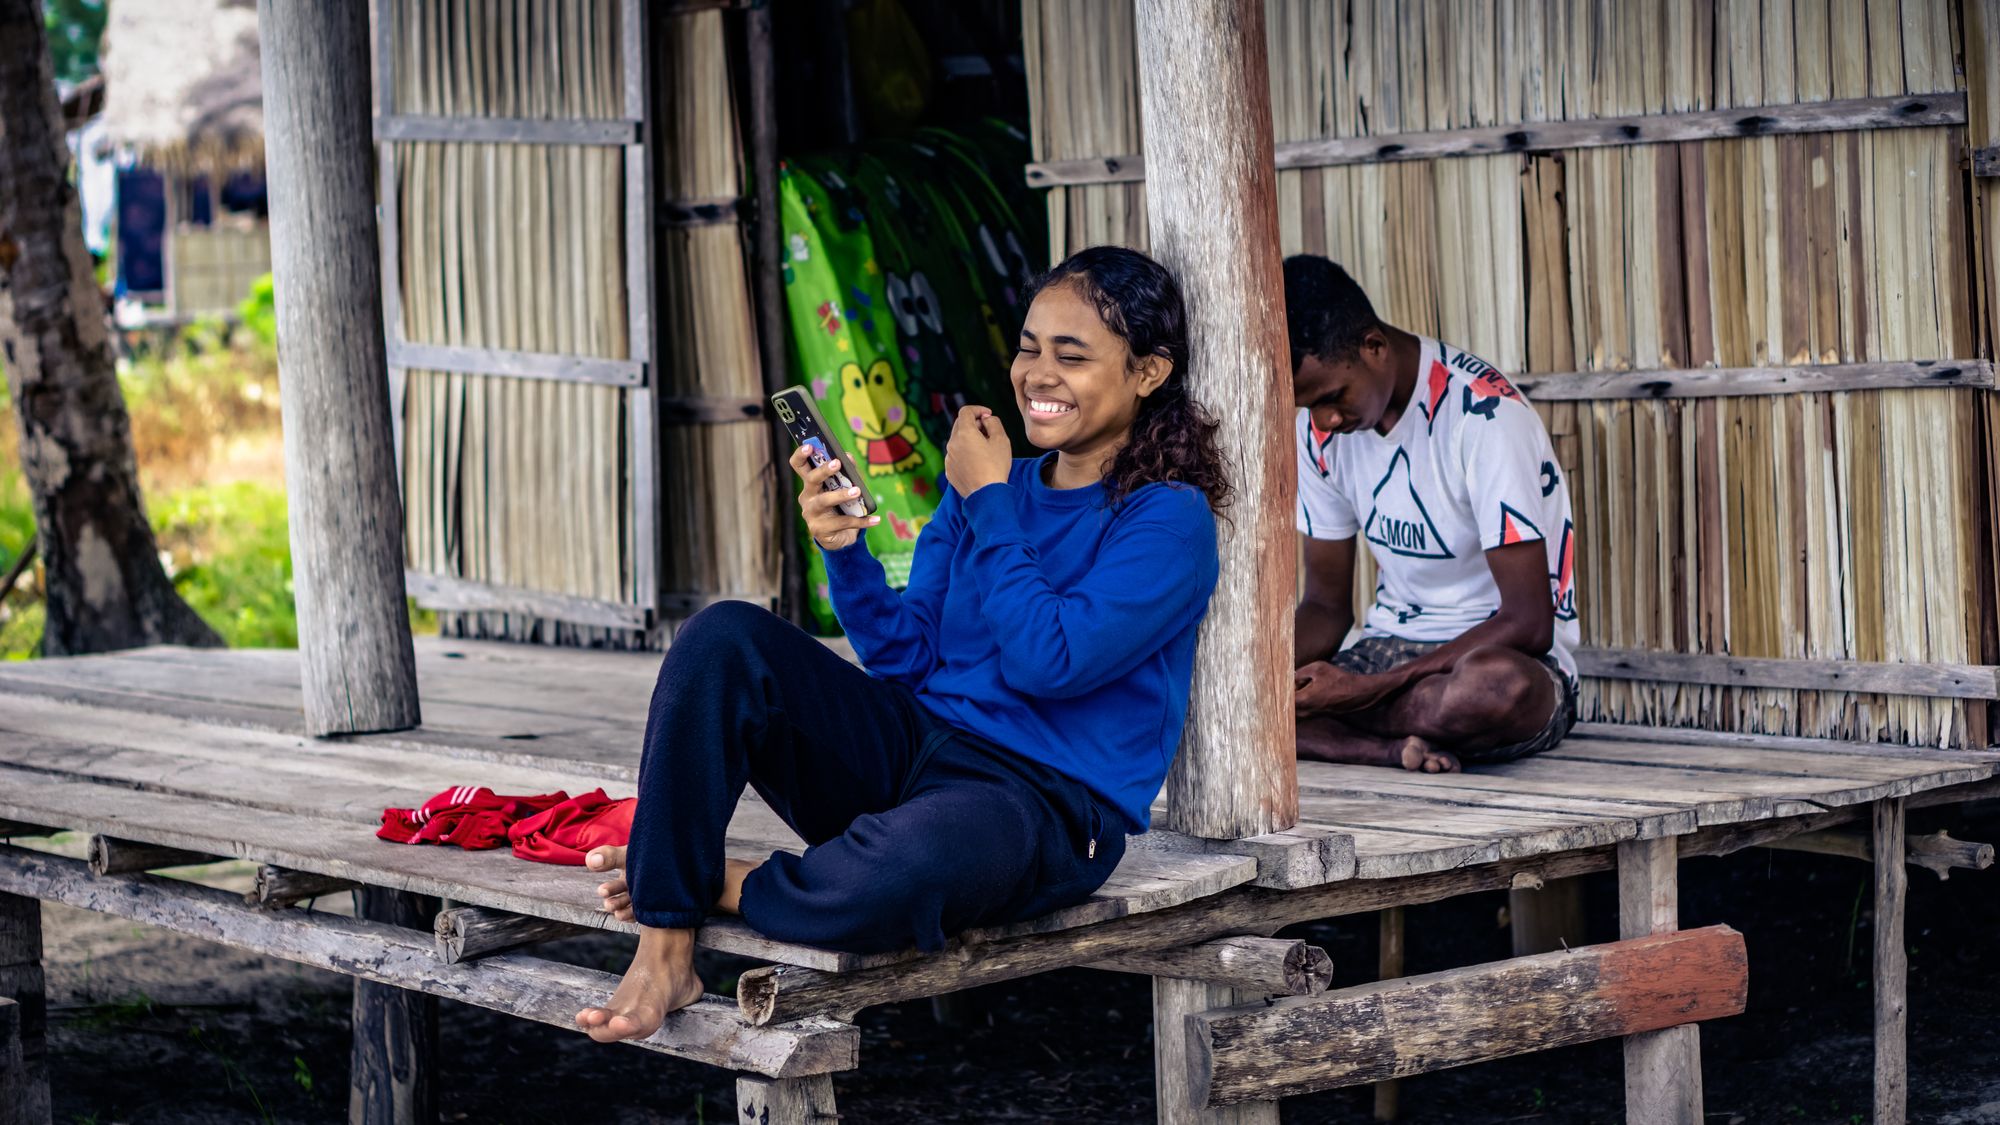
[1285, 256, 1580, 773]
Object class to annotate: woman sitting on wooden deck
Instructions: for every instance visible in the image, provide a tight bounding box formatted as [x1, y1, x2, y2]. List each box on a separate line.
[575, 246, 1230, 1042]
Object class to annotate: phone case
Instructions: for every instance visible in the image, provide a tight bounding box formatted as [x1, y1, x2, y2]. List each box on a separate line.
[771, 388, 878, 517]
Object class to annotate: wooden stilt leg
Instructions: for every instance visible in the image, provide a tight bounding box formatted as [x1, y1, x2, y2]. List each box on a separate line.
[735, 1073, 837, 1124]
[1373, 907, 1405, 1122]
[1509, 876, 1587, 956]
[1154, 977, 1279, 1125]
[350, 888, 439, 1125]
[0, 894, 47, 1125]
[1874, 798, 1908, 1125]
[1617, 838, 1703, 1125]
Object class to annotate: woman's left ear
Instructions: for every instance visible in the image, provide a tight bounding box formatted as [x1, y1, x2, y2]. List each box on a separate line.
[1136, 353, 1173, 398]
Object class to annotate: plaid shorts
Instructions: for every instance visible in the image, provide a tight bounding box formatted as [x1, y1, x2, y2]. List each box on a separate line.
[1329, 634, 1577, 764]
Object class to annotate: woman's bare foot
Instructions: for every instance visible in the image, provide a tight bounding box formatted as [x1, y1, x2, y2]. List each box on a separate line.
[1398, 735, 1461, 773]
[574, 925, 705, 1043]
[586, 845, 634, 922]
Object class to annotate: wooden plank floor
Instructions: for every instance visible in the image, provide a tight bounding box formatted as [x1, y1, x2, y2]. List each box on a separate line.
[0, 641, 1991, 959]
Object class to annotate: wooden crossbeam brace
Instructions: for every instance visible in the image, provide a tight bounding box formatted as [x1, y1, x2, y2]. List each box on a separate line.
[0, 821, 55, 839]
[0, 845, 856, 1078]
[1765, 828, 1994, 879]
[436, 905, 590, 964]
[1091, 937, 1332, 996]
[249, 865, 362, 909]
[87, 836, 221, 877]
[1185, 926, 1746, 1108]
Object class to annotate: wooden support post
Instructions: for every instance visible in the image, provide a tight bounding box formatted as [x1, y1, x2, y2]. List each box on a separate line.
[350, 887, 439, 1125]
[735, 1074, 837, 1124]
[1373, 907, 1405, 1122]
[0, 894, 47, 1125]
[248, 865, 362, 909]
[1617, 837, 1703, 1125]
[1874, 798, 1907, 1125]
[1093, 937, 1332, 995]
[0, 997, 27, 1125]
[742, 1, 804, 626]
[434, 905, 588, 964]
[1156, 977, 1280, 1125]
[256, 0, 420, 736]
[1136, 0, 1298, 845]
[1184, 926, 1747, 1107]
[1133, 6, 1296, 1115]
[86, 835, 220, 876]
[1510, 875, 1587, 955]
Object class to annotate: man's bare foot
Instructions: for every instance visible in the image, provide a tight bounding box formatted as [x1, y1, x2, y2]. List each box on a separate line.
[1398, 735, 1461, 773]
[574, 926, 704, 1043]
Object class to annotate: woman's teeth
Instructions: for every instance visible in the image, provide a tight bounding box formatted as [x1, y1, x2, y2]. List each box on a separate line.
[1029, 398, 1075, 416]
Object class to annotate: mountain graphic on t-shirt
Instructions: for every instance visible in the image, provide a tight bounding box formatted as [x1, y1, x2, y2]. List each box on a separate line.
[1364, 447, 1454, 559]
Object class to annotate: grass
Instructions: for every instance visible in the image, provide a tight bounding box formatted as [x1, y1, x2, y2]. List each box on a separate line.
[0, 298, 434, 657]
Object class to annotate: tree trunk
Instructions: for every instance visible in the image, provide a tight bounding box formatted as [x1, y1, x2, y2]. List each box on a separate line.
[0, 0, 222, 657]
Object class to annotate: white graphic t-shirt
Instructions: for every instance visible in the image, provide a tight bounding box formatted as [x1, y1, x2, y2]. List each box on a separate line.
[1296, 336, 1580, 679]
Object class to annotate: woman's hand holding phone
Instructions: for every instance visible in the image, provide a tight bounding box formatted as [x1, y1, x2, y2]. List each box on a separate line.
[945, 406, 1013, 498]
[790, 445, 881, 551]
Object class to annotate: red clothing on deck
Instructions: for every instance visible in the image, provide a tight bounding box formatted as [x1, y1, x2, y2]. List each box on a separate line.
[378, 786, 636, 866]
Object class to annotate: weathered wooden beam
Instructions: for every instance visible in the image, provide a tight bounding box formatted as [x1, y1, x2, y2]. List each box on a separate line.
[0, 846, 856, 1078]
[86, 835, 220, 876]
[1519, 360, 1996, 401]
[1372, 908, 1405, 1123]
[374, 114, 638, 145]
[1159, 976, 1277, 1125]
[435, 905, 590, 964]
[1136, 0, 1297, 845]
[735, 1074, 837, 1125]
[351, 887, 438, 1125]
[0, 894, 47, 1125]
[1765, 828, 1994, 879]
[1129, 826, 1356, 888]
[1875, 800, 1908, 1125]
[249, 865, 362, 909]
[1618, 837, 1703, 1125]
[1091, 937, 1331, 996]
[0, 821, 54, 839]
[403, 571, 652, 631]
[257, 0, 419, 737]
[1024, 93, 1968, 185]
[385, 340, 645, 386]
[620, 0, 661, 617]
[1571, 643, 2000, 698]
[1509, 876, 1586, 957]
[1185, 926, 1747, 1108]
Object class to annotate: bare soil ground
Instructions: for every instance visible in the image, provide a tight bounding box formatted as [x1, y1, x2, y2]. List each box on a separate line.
[37, 799, 2000, 1124]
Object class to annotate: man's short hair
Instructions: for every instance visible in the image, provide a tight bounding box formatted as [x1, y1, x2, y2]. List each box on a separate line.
[1283, 255, 1382, 370]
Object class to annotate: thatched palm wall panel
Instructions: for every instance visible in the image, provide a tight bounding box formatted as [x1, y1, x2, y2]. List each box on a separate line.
[1025, 0, 1996, 747]
[394, 0, 632, 648]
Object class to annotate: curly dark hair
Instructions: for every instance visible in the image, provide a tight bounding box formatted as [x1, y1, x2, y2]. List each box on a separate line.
[1282, 254, 1383, 368]
[1023, 246, 1234, 515]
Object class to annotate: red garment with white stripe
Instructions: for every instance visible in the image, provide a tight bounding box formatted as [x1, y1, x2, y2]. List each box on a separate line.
[377, 785, 637, 866]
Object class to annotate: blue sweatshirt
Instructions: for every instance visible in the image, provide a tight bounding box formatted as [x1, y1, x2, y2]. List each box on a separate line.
[821, 455, 1221, 833]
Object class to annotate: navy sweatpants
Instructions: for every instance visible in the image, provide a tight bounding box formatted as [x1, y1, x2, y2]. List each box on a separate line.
[624, 600, 1125, 954]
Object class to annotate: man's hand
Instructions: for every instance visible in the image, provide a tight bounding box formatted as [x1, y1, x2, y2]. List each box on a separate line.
[945, 406, 1012, 498]
[1295, 660, 1398, 716]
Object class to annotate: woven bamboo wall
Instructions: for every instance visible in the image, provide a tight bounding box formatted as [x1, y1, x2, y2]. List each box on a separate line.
[1023, 0, 1999, 748]
[390, 0, 778, 647]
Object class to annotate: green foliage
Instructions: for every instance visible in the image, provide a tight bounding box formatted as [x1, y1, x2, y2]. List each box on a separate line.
[151, 479, 299, 649]
[43, 0, 107, 85]
[237, 274, 278, 349]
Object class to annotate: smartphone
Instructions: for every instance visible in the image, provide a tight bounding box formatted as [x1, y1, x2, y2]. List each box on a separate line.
[771, 386, 878, 518]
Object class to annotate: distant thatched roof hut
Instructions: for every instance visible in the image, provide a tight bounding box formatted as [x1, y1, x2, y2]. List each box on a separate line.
[101, 0, 263, 175]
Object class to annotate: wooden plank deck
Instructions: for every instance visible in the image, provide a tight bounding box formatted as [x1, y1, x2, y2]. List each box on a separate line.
[0, 640, 1991, 971]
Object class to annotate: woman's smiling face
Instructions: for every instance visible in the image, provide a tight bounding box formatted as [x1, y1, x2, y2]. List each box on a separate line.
[1011, 281, 1160, 457]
